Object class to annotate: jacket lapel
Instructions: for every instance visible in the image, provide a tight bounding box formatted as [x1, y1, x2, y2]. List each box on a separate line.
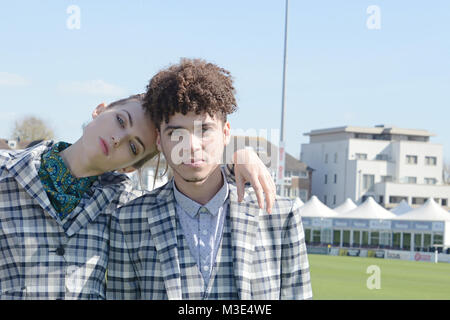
[5, 142, 62, 223]
[147, 182, 182, 300]
[228, 184, 259, 300]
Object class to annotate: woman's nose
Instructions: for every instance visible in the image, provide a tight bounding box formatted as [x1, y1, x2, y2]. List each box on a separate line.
[111, 133, 126, 147]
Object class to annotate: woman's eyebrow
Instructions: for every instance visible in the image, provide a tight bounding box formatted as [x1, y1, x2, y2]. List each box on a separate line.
[136, 137, 145, 152]
[122, 109, 133, 127]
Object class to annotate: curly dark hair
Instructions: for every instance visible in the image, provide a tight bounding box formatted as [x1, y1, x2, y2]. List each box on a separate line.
[143, 58, 237, 128]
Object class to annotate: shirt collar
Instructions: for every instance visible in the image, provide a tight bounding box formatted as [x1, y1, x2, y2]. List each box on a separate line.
[172, 168, 229, 218]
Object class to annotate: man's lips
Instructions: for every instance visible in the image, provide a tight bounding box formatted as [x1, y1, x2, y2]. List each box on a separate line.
[99, 137, 109, 156]
[183, 159, 205, 167]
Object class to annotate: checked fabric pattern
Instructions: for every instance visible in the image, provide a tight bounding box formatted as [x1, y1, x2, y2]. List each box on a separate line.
[107, 176, 313, 300]
[0, 141, 139, 300]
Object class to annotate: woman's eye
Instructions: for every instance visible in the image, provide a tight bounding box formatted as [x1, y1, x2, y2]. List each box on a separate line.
[117, 115, 125, 128]
[130, 142, 137, 155]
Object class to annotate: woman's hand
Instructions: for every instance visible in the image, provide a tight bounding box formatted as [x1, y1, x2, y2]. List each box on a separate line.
[233, 148, 276, 213]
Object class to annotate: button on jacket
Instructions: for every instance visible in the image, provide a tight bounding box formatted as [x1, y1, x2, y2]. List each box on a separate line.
[0, 141, 138, 300]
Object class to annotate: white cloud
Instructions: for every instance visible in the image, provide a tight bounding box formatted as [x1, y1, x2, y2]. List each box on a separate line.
[0, 72, 30, 86]
[58, 79, 127, 97]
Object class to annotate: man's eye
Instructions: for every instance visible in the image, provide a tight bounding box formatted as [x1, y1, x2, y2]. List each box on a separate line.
[117, 115, 125, 128]
[130, 142, 137, 155]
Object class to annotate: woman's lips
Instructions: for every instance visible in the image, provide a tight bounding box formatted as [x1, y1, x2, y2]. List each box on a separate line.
[99, 137, 109, 156]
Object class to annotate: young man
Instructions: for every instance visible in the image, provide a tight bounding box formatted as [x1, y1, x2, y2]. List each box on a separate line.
[107, 58, 312, 300]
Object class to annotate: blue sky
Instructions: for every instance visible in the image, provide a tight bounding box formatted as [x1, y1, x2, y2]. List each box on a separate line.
[1, 0, 449, 160]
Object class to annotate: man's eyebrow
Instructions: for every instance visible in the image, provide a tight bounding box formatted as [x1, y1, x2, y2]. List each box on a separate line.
[163, 125, 185, 132]
[123, 109, 133, 127]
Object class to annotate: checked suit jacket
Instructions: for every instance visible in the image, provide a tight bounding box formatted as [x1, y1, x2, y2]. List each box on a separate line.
[106, 176, 313, 300]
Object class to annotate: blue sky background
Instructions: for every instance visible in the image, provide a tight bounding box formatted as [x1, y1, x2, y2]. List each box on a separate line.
[1, 0, 449, 160]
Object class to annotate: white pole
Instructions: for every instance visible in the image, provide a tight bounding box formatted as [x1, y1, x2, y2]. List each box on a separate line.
[278, 0, 289, 196]
[435, 247, 438, 264]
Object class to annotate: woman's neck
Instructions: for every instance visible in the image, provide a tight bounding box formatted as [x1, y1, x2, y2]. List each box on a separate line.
[58, 139, 102, 178]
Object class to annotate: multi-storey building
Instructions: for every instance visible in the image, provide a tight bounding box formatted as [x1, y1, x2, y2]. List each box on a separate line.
[301, 125, 450, 209]
[226, 136, 313, 202]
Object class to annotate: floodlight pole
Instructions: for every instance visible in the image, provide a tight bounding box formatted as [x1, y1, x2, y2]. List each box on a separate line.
[278, 0, 289, 196]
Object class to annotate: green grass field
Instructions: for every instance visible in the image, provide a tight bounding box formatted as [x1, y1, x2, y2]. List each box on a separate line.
[308, 254, 450, 300]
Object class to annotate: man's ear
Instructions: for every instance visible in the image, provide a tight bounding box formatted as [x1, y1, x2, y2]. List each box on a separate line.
[92, 102, 107, 119]
[156, 130, 162, 152]
[117, 166, 136, 174]
[223, 121, 231, 146]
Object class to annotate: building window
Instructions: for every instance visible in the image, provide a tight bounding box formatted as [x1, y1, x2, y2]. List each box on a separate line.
[376, 154, 389, 161]
[381, 175, 393, 183]
[389, 196, 407, 204]
[379, 195, 384, 204]
[298, 171, 308, 179]
[312, 230, 321, 243]
[334, 174, 337, 184]
[334, 153, 338, 163]
[406, 176, 417, 184]
[363, 174, 375, 190]
[425, 156, 437, 166]
[324, 174, 328, 184]
[424, 178, 437, 185]
[412, 197, 427, 205]
[324, 154, 328, 163]
[333, 195, 336, 205]
[406, 155, 418, 165]
[442, 199, 448, 206]
[324, 195, 328, 205]
[355, 153, 367, 160]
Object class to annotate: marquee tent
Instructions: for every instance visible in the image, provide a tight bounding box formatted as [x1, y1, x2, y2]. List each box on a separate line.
[334, 198, 357, 214]
[390, 200, 412, 215]
[298, 195, 338, 218]
[339, 197, 396, 219]
[394, 198, 450, 222]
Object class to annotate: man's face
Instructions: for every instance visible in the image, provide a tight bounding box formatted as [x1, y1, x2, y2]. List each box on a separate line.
[81, 100, 157, 173]
[157, 111, 231, 184]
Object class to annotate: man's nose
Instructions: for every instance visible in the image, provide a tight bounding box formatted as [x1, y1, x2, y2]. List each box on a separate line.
[189, 133, 203, 152]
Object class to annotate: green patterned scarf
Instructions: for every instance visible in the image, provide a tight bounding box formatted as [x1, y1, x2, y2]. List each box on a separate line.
[38, 142, 98, 219]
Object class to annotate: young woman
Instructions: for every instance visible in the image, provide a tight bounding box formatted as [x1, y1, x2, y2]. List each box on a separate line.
[0, 94, 275, 300]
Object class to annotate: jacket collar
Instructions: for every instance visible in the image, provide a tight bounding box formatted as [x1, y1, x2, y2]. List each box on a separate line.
[5, 141, 130, 236]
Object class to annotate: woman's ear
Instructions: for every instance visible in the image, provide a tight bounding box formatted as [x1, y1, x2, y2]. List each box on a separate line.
[117, 166, 136, 174]
[92, 102, 107, 119]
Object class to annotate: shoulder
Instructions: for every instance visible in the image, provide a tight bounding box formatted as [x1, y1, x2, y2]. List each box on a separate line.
[0, 140, 53, 172]
[112, 180, 172, 220]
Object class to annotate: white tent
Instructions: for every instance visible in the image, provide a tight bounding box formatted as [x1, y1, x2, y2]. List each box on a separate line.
[390, 200, 412, 215]
[340, 197, 396, 219]
[334, 198, 357, 214]
[298, 195, 338, 218]
[394, 198, 450, 221]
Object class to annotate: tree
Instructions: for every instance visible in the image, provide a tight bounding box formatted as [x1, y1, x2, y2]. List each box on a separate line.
[443, 160, 450, 185]
[11, 116, 54, 142]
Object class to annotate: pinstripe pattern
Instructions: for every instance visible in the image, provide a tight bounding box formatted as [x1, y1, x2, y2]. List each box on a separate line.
[0, 141, 139, 300]
[107, 175, 313, 300]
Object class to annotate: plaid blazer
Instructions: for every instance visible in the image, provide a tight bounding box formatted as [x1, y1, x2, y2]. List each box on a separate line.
[107, 176, 313, 300]
[0, 141, 139, 299]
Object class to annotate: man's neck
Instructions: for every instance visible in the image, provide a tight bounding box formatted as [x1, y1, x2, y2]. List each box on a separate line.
[173, 167, 224, 205]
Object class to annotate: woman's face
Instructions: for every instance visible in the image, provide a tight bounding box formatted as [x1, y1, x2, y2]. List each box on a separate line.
[81, 100, 157, 173]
